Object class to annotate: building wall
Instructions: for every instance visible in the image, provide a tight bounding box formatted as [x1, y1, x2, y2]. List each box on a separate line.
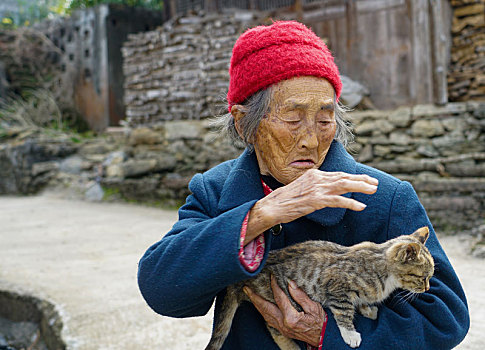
[122, 4, 471, 125]
[157, 1, 458, 109]
[297, 0, 453, 108]
[33, 4, 165, 131]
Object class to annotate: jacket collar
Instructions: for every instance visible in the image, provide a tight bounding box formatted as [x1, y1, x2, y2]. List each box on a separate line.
[217, 141, 357, 226]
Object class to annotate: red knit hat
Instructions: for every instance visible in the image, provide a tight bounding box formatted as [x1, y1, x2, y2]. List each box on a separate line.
[227, 21, 342, 111]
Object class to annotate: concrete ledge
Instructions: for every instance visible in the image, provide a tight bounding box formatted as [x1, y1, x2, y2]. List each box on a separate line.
[0, 288, 65, 350]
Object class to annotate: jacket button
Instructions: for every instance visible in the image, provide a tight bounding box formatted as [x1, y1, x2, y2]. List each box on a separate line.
[270, 224, 282, 236]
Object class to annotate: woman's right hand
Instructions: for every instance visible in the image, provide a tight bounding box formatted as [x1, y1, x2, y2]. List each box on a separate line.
[243, 170, 378, 245]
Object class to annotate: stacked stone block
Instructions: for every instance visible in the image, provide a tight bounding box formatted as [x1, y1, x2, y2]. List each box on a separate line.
[350, 102, 485, 231]
[122, 11, 260, 125]
[448, 0, 485, 101]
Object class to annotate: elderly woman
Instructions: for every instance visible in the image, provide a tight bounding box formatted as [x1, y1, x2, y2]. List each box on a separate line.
[138, 21, 469, 349]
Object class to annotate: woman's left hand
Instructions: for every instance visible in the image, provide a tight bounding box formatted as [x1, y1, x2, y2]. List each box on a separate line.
[244, 275, 325, 347]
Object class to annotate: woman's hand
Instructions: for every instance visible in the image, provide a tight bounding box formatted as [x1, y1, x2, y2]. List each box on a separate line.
[244, 170, 378, 244]
[244, 275, 325, 347]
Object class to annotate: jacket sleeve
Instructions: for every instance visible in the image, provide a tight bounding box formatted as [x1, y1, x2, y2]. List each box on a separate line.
[322, 181, 470, 349]
[137, 173, 271, 318]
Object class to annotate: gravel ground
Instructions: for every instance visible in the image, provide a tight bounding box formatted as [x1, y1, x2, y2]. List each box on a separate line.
[437, 234, 484, 350]
[0, 194, 482, 349]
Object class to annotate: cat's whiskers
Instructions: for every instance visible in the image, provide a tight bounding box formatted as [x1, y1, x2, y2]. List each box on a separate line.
[404, 291, 416, 302]
[391, 290, 415, 307]
[392, 291, 407, 306]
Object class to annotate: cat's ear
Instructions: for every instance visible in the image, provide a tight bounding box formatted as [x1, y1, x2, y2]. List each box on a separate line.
[395, 242, 421, 262]
[411, 226, 429, 244]
[404, 243, 421, 261]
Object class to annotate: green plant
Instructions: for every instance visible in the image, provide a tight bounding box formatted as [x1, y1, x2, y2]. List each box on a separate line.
[0, 0, 163, 28]
[102, 186, 122, 200]
[1, 0, 71, 28]
[68, 0, 164, 13]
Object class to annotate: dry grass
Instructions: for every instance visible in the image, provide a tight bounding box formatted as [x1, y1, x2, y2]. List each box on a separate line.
[0, 89, 62, 130]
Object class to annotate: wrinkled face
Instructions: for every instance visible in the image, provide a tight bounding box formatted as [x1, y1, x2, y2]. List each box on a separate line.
[253, 76, 336, 185]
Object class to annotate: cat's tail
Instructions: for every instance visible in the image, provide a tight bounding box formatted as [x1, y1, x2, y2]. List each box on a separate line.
[205, 285, 241, 350]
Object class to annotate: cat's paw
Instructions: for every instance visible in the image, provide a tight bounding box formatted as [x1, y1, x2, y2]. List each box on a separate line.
[339, 327, 362, 348]
[359, 305, 378, 320]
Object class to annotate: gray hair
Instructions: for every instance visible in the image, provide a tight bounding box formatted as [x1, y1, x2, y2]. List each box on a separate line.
[212, 86, 354, 150]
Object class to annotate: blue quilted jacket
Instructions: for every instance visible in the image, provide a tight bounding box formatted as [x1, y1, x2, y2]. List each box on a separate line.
[138, 141, 469, 349]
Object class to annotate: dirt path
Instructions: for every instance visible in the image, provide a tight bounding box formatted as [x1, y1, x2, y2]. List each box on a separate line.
[437, 235, 485, 350]
[0, 194, 212, 349]
[0, 194, 482, 349]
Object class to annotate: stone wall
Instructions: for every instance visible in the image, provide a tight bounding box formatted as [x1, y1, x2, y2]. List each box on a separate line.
[349, 102, 485, 231]
[0, 131, 78, 194]
[99, 120, 242, 205]
[106, 102, 485, 232]
[2, 102, 483, 233]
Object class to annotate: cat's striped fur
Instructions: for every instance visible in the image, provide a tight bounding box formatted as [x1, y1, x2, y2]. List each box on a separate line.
[205, 227, 434, 349]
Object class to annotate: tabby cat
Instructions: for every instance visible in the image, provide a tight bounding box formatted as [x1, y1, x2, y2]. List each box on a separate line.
[205, 227, 434, 349]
